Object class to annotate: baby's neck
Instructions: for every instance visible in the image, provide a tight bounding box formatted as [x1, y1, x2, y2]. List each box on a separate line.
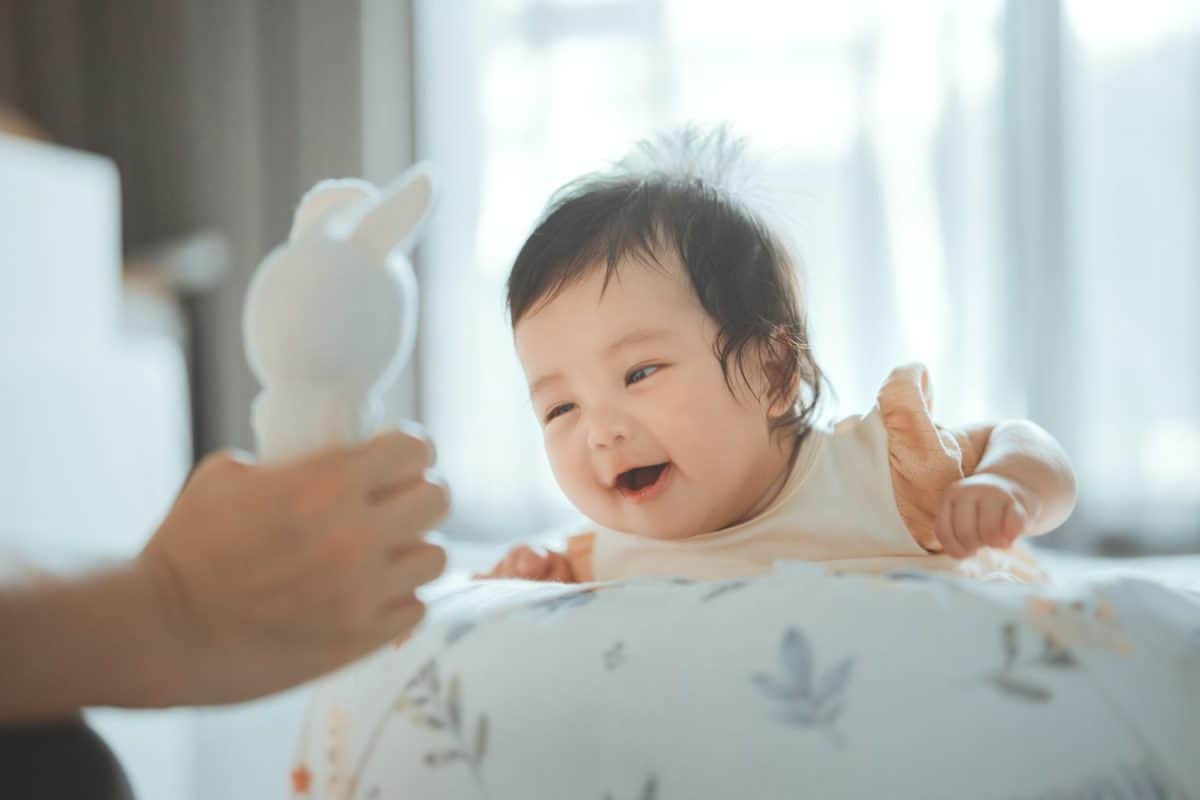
[727, 430, 801, 528]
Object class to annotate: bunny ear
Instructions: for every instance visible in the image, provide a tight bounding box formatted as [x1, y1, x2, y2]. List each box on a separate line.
[347, 162, 436, 262]
[290, 178, 377, 240]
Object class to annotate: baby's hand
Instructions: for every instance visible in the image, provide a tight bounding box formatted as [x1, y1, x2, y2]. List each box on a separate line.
[935, 474, 1036, 558]
[476, 545, 576, 583]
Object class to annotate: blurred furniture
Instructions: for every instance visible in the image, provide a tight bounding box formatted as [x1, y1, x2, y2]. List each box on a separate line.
[125, 230, 230, 456]
[0, 134, 197, 799]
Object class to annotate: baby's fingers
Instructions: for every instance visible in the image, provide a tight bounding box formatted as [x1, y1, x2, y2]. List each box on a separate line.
[475, 546, 569, 582]
[512, 546, 548, 578]
[934, 498, 963, 558]
[544, 553, 574, 583]
[475, 547, 530, 580]
[953, 497, 983, 556]
[1002, 501, 1030, 543]
[977, 497, 1010, 548]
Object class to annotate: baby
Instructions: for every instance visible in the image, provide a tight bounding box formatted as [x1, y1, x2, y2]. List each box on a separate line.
[483, 127, 1076, 584]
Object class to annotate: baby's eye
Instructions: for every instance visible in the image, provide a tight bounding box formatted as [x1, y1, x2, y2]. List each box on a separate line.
[626, 365, 660, 385]
[545, 403, 576, 423]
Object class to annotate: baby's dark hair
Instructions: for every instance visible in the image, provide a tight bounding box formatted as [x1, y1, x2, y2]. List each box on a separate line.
[506, 126, 824, 435]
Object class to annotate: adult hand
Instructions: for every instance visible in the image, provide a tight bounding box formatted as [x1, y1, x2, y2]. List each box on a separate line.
[139, 429, 449, 706]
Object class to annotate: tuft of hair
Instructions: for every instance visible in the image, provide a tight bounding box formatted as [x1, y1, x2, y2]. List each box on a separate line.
[506, 124, 825, 436]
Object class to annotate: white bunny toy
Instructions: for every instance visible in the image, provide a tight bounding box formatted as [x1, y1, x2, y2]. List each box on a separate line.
[243, 164, 435, 462]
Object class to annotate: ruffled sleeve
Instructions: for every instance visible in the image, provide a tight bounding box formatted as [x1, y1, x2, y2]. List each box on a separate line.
[877, 363, 983, 553]
[565, 532, 596, 582]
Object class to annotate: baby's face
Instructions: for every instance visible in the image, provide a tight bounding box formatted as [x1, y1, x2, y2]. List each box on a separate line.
[515, 253, 786, 540]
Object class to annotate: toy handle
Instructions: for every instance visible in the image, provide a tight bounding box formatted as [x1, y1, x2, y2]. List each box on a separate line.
[252, 388, 384, 463]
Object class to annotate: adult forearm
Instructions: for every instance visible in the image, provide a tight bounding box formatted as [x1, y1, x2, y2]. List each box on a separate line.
[0, 561, 180, 723]
[974, 420, 1078, 536]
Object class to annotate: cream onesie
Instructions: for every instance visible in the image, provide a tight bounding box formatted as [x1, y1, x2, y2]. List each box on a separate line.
[565, 364, 1044, 583]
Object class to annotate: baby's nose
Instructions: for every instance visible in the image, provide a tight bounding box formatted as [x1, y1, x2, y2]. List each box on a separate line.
[585, 409, 630, 450]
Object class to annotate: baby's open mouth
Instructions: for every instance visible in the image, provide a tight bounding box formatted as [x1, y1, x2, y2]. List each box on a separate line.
[615, 462, 671, 498]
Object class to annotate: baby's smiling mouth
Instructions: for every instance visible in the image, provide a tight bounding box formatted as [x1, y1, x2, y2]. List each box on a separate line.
[615, 462, 671, 500]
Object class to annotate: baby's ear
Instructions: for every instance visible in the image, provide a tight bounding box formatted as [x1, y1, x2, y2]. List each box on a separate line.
[759, 334, 801, 418]
[348, 162, 436, 263]
[290, 179, 377, 241]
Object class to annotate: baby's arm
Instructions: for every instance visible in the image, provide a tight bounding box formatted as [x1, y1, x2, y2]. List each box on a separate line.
[477, 533, 595, 583]
[936, 421, 1077, 558]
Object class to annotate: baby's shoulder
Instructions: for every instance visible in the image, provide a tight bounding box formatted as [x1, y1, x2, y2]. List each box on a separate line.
[818, 362, 951, 472]
[820, 363, 937, 437]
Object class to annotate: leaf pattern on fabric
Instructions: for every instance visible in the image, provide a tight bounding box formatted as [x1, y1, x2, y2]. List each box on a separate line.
[1010, 758, 1179, 800]
[604, 641, 627, 671]
[701, 580, 749, 603]
[445, 619, 477, 646]
[781, 628, 814, 693]
[398, 661, 488, 782]
[1038, 637, 1078, 669]
[883, 570, 933, 582]
[343, 658, 490, 798]
[752, 627, 854, 744]
[991, 673, 1053, 704]
[603, 773, 659, 800]
[983, 620, 1081, 705]
[1002, 623, 1020, 670]
[528, 587, 600, 614]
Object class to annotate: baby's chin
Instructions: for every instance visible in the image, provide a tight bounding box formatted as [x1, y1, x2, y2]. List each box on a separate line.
[571, 469, 745, 539]
[590, 503, 727, 541]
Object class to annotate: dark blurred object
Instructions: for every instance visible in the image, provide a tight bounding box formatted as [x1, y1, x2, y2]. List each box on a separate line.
[125, 231, 230, 458]
[0, 716, 135, 800]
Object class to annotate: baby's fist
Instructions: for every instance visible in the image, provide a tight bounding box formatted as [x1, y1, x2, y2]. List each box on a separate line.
[477, 545, 575, 583]
[935, 474, 1034, 558]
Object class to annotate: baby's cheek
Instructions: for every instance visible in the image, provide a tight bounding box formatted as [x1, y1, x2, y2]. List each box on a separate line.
[656, 397, 727, 472]
[547, 442, 598, 508]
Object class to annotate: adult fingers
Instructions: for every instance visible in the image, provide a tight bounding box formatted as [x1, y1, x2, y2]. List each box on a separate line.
[374, 542, 447, 607]
[372, 595, 427, 643]
[374, 477, 451, 556]
[354, 428, 437, 498]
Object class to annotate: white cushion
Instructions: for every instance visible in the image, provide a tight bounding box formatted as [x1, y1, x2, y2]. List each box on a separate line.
[296, 562, 1200, 798]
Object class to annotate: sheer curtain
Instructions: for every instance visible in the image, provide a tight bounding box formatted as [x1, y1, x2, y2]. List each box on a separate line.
[413, 0, 1199, 552]
[1059, 1, 1200, 549]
